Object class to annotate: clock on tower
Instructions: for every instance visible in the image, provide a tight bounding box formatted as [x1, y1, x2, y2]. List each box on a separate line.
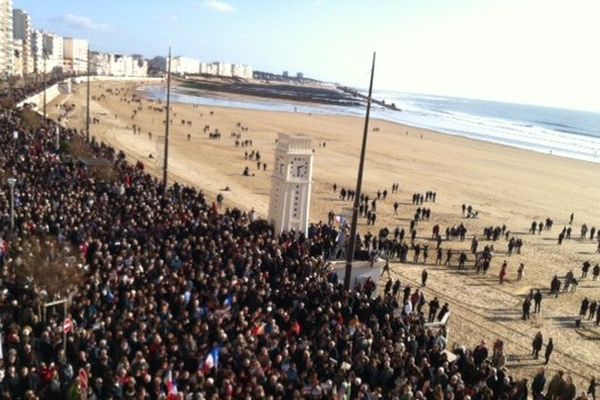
[268, 133, 314, 235]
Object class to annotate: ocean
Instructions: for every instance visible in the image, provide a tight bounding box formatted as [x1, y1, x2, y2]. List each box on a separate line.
[141, 85, 600, 163]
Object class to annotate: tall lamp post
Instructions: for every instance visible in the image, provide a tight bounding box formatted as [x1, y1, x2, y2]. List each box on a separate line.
[163, 47, 172, 188]
[73, 51, 103, 143]
[42, 50, 48, 121]
[7, 178, 16, 233]
[344, 52, 376, 290]
[86, 48, 91, 142]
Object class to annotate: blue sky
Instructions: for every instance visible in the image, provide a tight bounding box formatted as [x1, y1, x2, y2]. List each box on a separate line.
[14, 0, 600, 112]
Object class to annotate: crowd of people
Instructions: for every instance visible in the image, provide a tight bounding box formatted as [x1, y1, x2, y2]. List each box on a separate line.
[0, 82, 595, 399]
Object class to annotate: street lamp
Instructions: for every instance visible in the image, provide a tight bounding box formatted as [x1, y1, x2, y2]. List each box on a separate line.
[72, 51, 103, 143]
[344, 52, 376, 290]
[7, 177, 16, 233]
[86, 48, 91, 142]
[42, 49, 48, 121]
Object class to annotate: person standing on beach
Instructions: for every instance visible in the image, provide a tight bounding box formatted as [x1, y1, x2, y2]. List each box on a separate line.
[499, 260, 508, 284]
[522, 297, 531, 320]
[558, 231, 565, 245]
[436, 248, 442, 265]
[517, 263, 525, 280]
[580, 298, 589, 317]
[589, 377, 598, 400]
[532, 331, 543, 359]
[458, 252, 467, 269]
[534, 290, 542, 314]
[570, 213, 575, 224]
[582, 261, 591, 279]
[544, 338, 554, 365]
[428, 297, 439, 322]
[421, 269, 428, 287]
[532, 369, 546, 400]
[588, 300, 597, 321]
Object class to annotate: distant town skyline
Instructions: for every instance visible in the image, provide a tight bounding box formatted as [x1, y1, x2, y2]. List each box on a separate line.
[13, 0, 600, 113]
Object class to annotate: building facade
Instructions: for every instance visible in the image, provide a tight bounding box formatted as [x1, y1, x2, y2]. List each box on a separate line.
[12, 38, 21, 75]
[90, 51, 148, 77]
[31, 30, 43, 73]
[42, 32, 63, 72]
[216, 62, 232, 77]
[63, 37, 88, 73]
[0, 0, 13, 76]
[169, 56, 199, 74]
[12, 9, 32, 74]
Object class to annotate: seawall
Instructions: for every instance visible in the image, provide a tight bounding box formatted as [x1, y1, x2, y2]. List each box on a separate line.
[17, 76, 163, 114]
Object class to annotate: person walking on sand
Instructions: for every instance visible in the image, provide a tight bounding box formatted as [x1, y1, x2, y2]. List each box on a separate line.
[522, 297, 531, 320]
[588, 377, 598, 400]
[534, 289, 542, 314]
[380, 260, 391, 278]
[445, 249, 452, 266]
[421, 269, 428, 287]
[532, 331, 543, 359]
[589, 300, 598, 321]
[580, 297, 590, 317]
[517, 263, 525, 280]
[544, 338, 554, 365]
[532, 369, 546, 400]
[499, 260, 508, 284]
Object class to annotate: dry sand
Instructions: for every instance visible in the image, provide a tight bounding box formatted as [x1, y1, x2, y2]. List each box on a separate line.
[47, 79, 600, 389]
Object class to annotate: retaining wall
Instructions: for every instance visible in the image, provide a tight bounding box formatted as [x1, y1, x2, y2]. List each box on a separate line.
[16, 76, 163, 113]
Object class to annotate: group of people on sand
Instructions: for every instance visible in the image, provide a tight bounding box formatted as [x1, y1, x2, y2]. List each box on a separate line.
[579, 297, 600, 325]
[411, 191, 436, 205]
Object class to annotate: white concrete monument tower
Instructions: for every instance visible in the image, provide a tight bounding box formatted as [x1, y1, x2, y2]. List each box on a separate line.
[268, 133, 314, 235]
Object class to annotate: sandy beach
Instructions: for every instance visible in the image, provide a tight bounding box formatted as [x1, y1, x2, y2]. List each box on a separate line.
[47, 79, 600, 388]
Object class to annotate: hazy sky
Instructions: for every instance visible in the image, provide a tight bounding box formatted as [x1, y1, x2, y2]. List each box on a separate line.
[14, 0, 600, 112]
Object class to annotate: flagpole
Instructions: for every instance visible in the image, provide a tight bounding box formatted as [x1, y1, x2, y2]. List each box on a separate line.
[344, 52, 376, 290]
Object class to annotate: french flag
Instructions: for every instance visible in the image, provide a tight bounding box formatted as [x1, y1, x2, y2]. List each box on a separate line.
[202, 346, 221, 373]
[166, 370, 178, 400]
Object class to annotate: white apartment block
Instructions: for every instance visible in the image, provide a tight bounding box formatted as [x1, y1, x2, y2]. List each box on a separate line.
[169, 56, 200, 74]
[12, 38, 22, 75]
[129, 56, 148, 77]
[199, 61, 252, 79]
[90, 51, 147, 77]
[42, 32, 63, 72]
[31, 29, 44, 73]
[63, 37, 88, 73]
[200, 62, 217, 75]
[232, 63, 253, 80]
[216, 62, 232, 77]
[12, 9, 32, 74]
[90, 52, 111, 75]
[0, 0, 13, 76]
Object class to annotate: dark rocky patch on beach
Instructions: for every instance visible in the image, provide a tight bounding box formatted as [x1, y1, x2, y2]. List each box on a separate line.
[179, 77, 364, 107]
